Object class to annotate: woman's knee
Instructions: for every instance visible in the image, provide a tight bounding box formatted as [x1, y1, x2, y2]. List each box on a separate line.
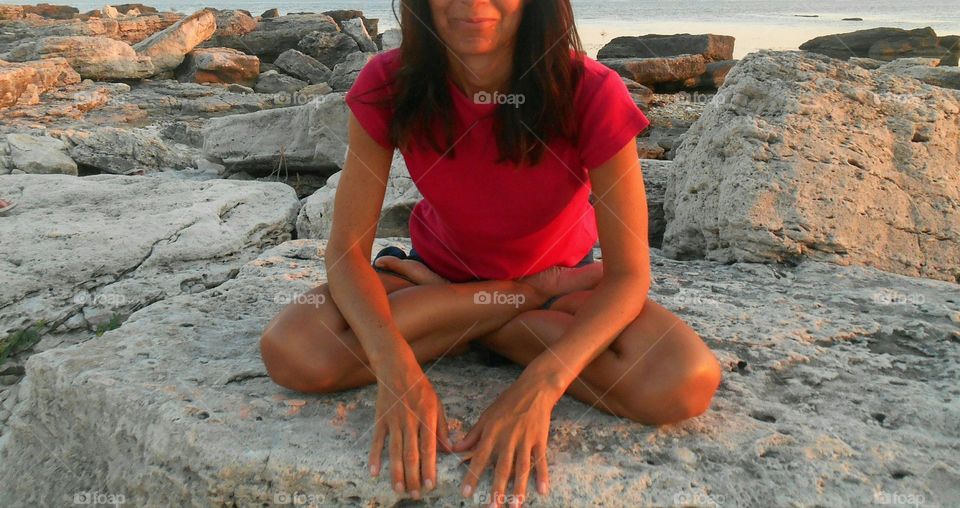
[259, 325, 347, 393]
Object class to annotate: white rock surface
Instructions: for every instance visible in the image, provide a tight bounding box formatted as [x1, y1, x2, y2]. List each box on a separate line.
[3, 133, 77, 175]
[132, 8, 217, 73]
[296, 150, 420, 239]
[0, 237, 957, 506]
[5, 35, 155, 80]
[0, 173, 300, 339]
[201, 91, 348, 175]
[664, 50, 960, 283]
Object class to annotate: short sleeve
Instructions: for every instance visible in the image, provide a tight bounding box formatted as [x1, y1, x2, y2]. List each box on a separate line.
[345, 52, 396, 150]
[576, 67, 651, 170]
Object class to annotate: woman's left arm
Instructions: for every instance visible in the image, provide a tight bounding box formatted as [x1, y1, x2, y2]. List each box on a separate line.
[452, 139, 650, 507]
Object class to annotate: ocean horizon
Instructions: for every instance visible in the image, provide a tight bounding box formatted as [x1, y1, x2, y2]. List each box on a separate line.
[63, 0, 960, 58]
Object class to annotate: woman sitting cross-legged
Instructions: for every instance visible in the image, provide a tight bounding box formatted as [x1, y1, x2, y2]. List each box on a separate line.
[260, 1, 722, 506]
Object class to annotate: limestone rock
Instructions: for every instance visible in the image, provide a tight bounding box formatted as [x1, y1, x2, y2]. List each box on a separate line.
[602, 54, 707, 87]
[379, 28, 401, 51]
[296, 150, 419, 239]
[175, 47, 259, 86]
[0, 173, 299, 340]
[0, 4, 24, 20]
[663, 50, 960, 283]
[133, 8, 217, 73]
[201, 92, 348, 175]
[200, 13, 339, 64]
[341, 17, 377, 53]
[273, 49, 331, 85]
[206, 8, 257, 38]
[253, 69, 306, 94]
[63, 126, 194, 174]
[3, 133, 77, 175]
[0, 237, 956, 506]
[876, 58, 960, 90]
[800, 27, 959, 66]
[322, 9, 378, 38]
[5, 35, 154, 80]
[329, 51, 373, 91]
[598, 34, 735, 62]
[298, 30, 360, 70]
[0, 57, 80, 108]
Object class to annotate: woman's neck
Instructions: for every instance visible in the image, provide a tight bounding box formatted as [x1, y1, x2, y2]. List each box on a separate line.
[445, 44, 515, 98]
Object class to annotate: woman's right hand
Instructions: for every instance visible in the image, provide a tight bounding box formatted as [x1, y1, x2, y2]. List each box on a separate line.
[369, 357, 454, 499]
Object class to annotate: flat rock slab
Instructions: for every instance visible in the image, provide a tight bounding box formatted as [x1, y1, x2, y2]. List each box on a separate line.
[0, 173, 300, 337]
[0, 238, 958, 506]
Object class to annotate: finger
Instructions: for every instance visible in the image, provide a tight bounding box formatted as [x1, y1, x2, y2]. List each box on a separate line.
[389, 424, 405, 494]
[512, 444, 532, 508]
[462, 439, 492, 500]
[420, 412, 437, 493]
[369, 421, 386, 477]
[437, 406, 454, 454]
[403, 418, 422, 498]
[453, 417, 484, 452]
[533, 442, 549, 496]
[491, 445, 516, 508]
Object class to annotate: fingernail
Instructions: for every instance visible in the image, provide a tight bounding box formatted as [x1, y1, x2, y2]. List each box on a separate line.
[538, 481, 548, 495]
[424, 478, 434, 491]
[462, 484, 473, 497]
[369, 464, 378, 476]
[394, 481, 404, 493]
[411, 490, 420, 499]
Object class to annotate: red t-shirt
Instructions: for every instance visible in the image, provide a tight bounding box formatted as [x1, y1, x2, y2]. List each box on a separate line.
[345, 48, 650, 283]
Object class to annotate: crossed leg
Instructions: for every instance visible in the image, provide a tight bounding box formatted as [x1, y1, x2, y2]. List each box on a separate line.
[260, 266, 721, 425]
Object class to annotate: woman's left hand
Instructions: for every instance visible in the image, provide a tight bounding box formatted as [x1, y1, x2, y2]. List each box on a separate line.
[451, 372, 562, 508]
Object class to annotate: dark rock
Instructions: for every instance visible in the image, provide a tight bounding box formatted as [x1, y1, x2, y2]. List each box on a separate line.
[298, 30, 360, 69]
[260, 8, 279, 18]
[602, 54, 707, 87]
[253, 69, 306, 94]
[597, 34, 734, 62]
[800, 27, 959, 66]
[322, 9, 378, 37]
[200, 13, 339, 64]
[21, 3, 78, 20]
[274, 49, 331, 85]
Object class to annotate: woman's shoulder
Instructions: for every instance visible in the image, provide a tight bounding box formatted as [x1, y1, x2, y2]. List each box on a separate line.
[573, 51, 625, 98]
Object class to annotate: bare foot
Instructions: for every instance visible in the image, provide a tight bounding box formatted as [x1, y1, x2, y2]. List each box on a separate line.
[517, 260, 604, 300]
[374, 256, 450, 285]
[0, 199, 16, 214]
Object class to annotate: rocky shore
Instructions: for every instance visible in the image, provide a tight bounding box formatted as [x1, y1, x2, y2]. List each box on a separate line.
[1, 4, 958, 506]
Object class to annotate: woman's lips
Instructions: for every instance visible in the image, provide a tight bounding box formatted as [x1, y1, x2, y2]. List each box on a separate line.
[454, 18, 497, 29]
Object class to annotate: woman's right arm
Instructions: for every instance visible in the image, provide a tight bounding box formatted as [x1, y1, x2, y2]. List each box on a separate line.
[325, 111, 451, 500]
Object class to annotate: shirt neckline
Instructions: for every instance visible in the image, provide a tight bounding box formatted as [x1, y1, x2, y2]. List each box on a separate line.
[447, 76, 499, 112]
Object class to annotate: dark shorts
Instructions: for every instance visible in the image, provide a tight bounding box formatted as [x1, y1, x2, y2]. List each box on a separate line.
[372, 245, 596, 310]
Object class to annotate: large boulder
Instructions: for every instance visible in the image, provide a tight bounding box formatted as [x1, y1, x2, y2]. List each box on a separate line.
[63, 127, 195, 174]
[598, 33, 735, 62]
[341, 17, 377, 53]
[329, 51, 373, 91]
[201, 92, 348, 175]
[200, 13, 339, 64]
[296, 150, 420, 239]
[0, 57, 80, 108]
[2, 133, 77, 175]
[663, 50, 960, 283]
[273, 49, 331, 85]
[4, 35, 154, 80]
[253, 69, 306, 94]
[10, 13, 183, 45]
[0, 237, 957, 506]
[132, 8, 217, 73]
[875, 58, 960, 90]
[175, 47, 259, 86]
[298, 29, 360, 70]
[602, 54, 707, 87]
[0, 173, 300, 341]
[800, 27, 960, 66]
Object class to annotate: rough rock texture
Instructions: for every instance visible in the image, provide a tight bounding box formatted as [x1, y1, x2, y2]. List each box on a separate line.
[0, 237, 957, 506]
[5, 35, 154, 80]
[0, 57, 80, 108]
[206, 8, 256, 38]
[598, 33, 735, 62]
[641, 159, 672, 248]
[603, 54, 707, 87]
[200, 13, 339, 64]
[273, 48, 331, 85]
[201, 92, 348, 175]
[379, 27, 401, 51]
[296, 150, 419, 239]
[800, 27, 960, 66]
[63, 126, 194, 174]
[253, 69, 306, 94]
[0, 173, 300, 339]
[329, 51, 372, 91]
[2, 133, 77, 175]
[298, 29, 359, 70]
[663, 50, 960, 283]
[341, 17, 377, 53]
[876, 58, 960, 91]
[174, 47, 259, 86]
[0, 13, 182, 47]
[132, 8, 217, 73]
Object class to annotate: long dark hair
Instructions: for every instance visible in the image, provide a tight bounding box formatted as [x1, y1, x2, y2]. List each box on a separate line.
[369, 0, 584, 167]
